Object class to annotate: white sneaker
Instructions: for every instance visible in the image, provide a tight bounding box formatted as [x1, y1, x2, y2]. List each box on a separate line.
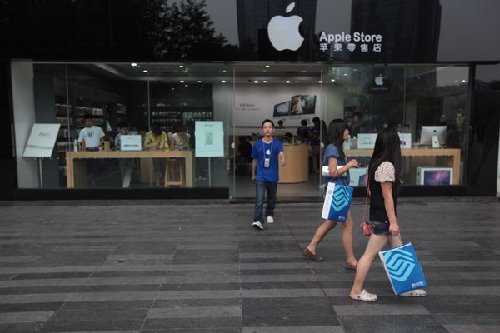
[266, 216, 274, 223]
[400, 289, 427, 297]
[252, 221, 263, 230]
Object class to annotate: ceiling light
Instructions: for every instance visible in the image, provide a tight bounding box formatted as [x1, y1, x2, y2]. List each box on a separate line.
[131, 63, 138, 67]
[318, 80, 322, 83]
[197, 80, 202, 83]
[461, 79, 467, 83]
[253, 80, 258, 83]
[221, 80, 227, 83]
[222, 69, 227, 73]
[180, 80, 185, 83]
[265, 65, 271, 68]
[178, 65, 184, 68]
[286, 80, 291, 83]
[263, 80, 268, 83]
[142, 70, 148, 73]
[331, 79, 336, 82]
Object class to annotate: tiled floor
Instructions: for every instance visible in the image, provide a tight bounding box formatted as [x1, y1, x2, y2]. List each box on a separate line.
[0, 198, 499, 332]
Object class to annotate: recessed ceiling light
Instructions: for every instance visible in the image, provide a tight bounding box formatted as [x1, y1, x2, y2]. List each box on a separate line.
[131, 63, 138, 67]
[179, 65, 184, 68]
[180, 80, 185, 83]
[221, 80, 227, 83]
[142, 70, 148, 73]
[263, 80, 268, 83]
[265, 65, 271, 68]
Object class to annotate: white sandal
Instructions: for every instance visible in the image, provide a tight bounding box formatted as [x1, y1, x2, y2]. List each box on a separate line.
[400, 289, 427, 297]
[350, 289, 377, 302]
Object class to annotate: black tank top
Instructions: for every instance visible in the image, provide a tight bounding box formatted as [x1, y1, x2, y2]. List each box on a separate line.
[368, 162, 399, 222]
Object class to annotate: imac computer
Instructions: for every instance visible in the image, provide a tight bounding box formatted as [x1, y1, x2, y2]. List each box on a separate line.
[419, 126, 447, 146]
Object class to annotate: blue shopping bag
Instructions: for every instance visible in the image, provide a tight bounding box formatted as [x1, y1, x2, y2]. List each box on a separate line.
[321, 182, 353, 222]
[378, 242, 428, 295]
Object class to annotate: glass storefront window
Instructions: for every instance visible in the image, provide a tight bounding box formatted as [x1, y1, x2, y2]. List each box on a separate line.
[323, 65, 470, 187]
[13, 61, 233, 190]
[11, 61, 471, 196]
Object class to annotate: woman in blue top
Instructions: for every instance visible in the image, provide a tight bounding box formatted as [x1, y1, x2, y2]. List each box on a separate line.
[302, 119, 361, 270]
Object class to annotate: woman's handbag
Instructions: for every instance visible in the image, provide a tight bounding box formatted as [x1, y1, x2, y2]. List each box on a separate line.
[378, 239, 428, 295]
[361, 221, 373, 236]
[321, 182, 353, 222]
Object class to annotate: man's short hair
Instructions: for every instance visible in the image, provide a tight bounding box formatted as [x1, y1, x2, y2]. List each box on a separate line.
[262, 119, 274, 128]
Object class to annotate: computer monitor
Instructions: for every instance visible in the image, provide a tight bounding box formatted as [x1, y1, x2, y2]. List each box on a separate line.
[273, 101, 290, 117]
[419, 126, 447, 146]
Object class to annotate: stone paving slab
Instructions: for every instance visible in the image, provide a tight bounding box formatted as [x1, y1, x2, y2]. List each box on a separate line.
[0, 199, 499, 332]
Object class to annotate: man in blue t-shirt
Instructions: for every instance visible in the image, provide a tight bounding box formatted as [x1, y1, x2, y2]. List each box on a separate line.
[251, 119, 286, 231]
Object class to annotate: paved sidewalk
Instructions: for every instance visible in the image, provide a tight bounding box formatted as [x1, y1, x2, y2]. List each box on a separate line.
[0, 199, 499, 332]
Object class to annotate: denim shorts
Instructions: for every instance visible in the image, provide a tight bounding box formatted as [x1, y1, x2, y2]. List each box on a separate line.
[371, 221, 390, 236]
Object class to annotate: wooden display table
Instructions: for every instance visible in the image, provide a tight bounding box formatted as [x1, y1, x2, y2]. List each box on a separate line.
[66, 151, 193, 188]
[279, 145, 309, 183]
[345, 148, 461, 185]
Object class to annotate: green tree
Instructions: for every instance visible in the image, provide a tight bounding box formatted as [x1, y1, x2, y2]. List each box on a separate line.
[147, 0, 227, 60]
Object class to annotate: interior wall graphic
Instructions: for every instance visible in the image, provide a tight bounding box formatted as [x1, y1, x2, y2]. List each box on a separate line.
[234, 84, 322, 129]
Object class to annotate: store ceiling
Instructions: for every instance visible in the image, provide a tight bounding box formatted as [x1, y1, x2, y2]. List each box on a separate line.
[90, 62, 323, 84]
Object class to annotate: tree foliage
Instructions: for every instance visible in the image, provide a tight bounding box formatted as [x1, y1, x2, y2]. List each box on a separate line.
[0, 0, 237, 60]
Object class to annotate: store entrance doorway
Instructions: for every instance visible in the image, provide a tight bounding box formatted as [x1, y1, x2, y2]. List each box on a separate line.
[231, 62, 324, 200]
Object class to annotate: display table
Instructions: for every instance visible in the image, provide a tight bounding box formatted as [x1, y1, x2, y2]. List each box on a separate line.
[279, 145, 309, 183]
[345, 148, 461, 185]
[66, 151, 193, 188]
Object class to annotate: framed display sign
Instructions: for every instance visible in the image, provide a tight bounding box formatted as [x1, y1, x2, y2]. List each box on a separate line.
[357, 133, 377, 149]
[121, 135, 142, 151]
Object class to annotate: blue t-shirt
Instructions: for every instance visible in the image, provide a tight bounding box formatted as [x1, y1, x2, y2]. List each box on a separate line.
[323, 143, 350, 186]
[251, 138, 283, 182]
[310, 126, 320, 146]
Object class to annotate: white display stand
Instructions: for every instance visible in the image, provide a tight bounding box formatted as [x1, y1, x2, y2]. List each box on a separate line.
[431, 135, 440, 148]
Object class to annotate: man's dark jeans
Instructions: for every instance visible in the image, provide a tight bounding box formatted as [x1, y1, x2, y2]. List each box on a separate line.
[253, 180, 277, 223]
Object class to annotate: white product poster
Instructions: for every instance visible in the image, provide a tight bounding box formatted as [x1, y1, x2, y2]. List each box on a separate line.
[195, 121, 224, 157]
[23, 123, 61, 158]
[234, 85, 321, 127]
[357, 133, 377, 149]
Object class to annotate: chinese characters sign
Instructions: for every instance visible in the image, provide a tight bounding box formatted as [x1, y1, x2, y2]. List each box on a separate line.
[319, 31, 383, 54]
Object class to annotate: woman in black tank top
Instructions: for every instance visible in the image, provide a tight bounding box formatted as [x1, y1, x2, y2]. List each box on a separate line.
[349, 127, 426, 301]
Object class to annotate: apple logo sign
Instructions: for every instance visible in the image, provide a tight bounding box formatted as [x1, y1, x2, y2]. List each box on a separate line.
[267, 2, 304, 51]
[375, 75, 384, 86]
